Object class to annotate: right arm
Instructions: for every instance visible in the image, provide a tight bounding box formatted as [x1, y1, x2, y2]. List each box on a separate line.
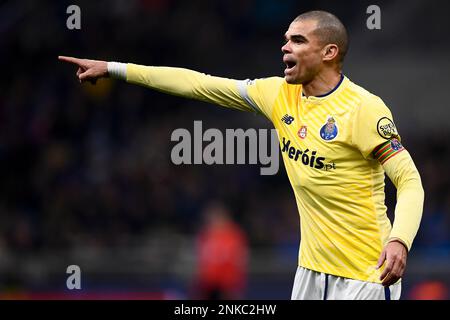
[58, 56, 283, 120]
[125, 63, 257, 113]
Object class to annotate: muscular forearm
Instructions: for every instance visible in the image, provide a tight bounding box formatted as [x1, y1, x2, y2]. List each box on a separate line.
[383, 150, 424, 251]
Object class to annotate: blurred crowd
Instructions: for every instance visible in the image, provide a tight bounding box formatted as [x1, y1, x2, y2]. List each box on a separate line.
[1, 0, 449, 298]
[0, 0, 313, 254]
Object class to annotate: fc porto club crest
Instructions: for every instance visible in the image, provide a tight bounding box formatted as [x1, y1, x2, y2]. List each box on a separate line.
[390, 138, 403, 151]
[298, 125, 307, 139]
[320, 116, 338, 141]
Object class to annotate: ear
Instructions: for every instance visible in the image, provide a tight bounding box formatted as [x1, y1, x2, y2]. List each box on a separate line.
[322, 44, 339, 62]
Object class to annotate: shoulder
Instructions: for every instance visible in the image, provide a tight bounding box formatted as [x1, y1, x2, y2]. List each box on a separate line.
[250, 76, 285, 88]
[346, 78, 391, 118]
[243, 76, 285, 95]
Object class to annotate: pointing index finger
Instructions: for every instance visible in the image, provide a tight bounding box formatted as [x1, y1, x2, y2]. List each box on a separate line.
[58, 56, 83, 66]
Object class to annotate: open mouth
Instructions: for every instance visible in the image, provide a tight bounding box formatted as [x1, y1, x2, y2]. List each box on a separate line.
[283, 57, 297, 74]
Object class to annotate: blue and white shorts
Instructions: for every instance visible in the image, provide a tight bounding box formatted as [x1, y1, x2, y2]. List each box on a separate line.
[291, 266, 401, 300]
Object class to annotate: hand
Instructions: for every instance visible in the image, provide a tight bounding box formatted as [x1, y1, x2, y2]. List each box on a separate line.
[58, 56, 108, 84]
[376, 240, 408, 287]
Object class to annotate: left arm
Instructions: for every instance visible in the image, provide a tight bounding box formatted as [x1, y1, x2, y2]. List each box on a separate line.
[351, 95, 425, 286]
[376, 149, 424, 286]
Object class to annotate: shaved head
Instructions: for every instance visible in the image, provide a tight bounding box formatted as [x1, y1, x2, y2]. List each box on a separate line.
[294, 11, 349, 66]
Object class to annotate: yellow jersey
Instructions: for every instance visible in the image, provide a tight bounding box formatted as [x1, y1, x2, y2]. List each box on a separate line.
[243, 74, 406, 282]
[126, 65, 421, 283]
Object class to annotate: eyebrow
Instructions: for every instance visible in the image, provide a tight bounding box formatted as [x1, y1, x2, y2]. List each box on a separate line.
[284, 34, 308, 43]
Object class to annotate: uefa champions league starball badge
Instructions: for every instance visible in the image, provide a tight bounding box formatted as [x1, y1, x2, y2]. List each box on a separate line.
[320, 116, 338, 141]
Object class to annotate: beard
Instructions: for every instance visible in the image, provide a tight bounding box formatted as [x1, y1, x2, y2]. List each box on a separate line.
[285, 68, 316, 85]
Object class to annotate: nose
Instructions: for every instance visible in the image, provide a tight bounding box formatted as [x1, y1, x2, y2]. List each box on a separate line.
[281, 41, 291, 54]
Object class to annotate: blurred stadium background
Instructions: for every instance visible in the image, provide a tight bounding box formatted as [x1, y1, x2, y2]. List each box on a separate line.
[1, 0, 449, 299]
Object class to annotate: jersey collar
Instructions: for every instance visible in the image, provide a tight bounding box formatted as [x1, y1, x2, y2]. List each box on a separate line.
[301, 73, 346, 103]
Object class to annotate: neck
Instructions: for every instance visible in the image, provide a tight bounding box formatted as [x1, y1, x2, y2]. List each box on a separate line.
[302, 69, 342, 97]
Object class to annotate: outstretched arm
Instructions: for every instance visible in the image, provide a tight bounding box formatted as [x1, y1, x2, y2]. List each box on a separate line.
[58, 56, 281, 116]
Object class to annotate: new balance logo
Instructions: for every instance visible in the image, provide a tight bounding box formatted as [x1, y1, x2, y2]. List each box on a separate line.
[281, 114, 294, 125]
